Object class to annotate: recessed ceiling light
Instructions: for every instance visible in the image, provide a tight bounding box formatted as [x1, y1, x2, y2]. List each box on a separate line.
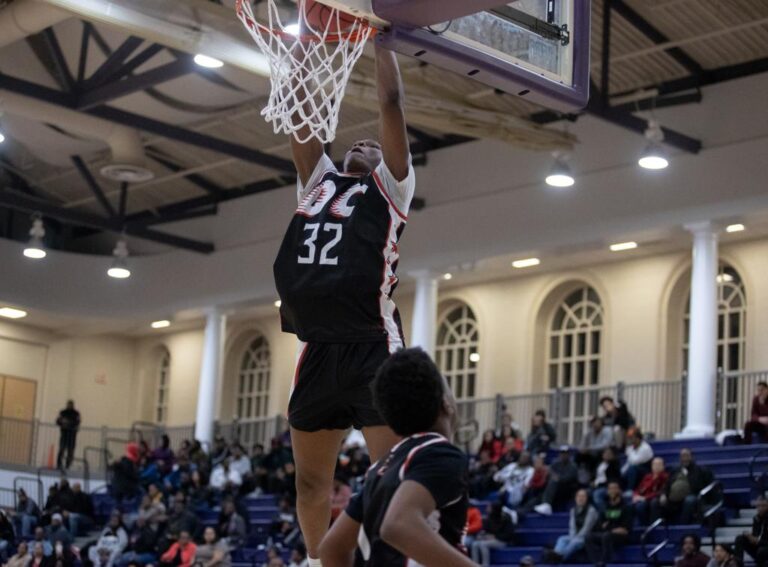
[0, 132, 6, 144]
[274, 300, 282, 308]
[443, 273, 453, 281]
[512, 258, 541, 269]
[610, 241, 638, 252]
[194, 54, 224, 69]
[151, 320, 171, 329]
[726, 224, 745, 233]
[0, 307, 27, 319]
[469, 352, 480, 363]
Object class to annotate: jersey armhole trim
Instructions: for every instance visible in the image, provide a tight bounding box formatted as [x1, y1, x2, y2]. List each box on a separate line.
[372, 171, 408, 221]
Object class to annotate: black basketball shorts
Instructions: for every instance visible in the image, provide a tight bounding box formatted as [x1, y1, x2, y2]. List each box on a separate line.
[288, 341, 396, 432]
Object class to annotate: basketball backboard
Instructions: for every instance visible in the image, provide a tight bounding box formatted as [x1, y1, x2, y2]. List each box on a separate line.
[319, 0, 591, 112]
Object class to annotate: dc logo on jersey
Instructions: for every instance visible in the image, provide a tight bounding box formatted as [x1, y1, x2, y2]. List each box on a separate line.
[297, 181, 368, 219]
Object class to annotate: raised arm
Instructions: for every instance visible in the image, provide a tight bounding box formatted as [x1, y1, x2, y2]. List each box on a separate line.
[289, 69, 325, 186]
[380, 481, 475, 567]
[374, 44, 410, 182]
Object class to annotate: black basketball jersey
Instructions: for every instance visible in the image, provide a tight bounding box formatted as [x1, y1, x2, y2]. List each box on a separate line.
[345, 433, 469, 567]
[274, 155, 414, 346]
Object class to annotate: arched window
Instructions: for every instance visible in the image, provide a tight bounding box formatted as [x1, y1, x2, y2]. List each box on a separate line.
[682, 263, 747, 374]
[683, 263, 747, 429]
[436, 304, 480, 406]
[547, 286, 604, 443]
[236, 335, 271, 420]
[155, 349, 170, 424]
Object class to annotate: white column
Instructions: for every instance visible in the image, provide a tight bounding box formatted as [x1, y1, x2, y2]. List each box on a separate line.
[195, 308, 227, 445]
[681, 222, 719, 437]
[410, 270, 439, 356]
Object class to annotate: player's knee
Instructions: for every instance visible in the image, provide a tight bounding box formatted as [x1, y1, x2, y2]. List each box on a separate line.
[295, 468, 331, 502]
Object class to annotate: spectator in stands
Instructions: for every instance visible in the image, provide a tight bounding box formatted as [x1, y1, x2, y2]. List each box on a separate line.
[494, 451, 534, 511]
[137, 493, 165, 532]
[519, 455, 548, 513]
[734, 496, 768, 565]
[268, 462, 297, 502]
[29, 528, 52, 557]
[152, 435, 175, 476]
[160, 494, 200, 553]
[261, 547, 281, 567]
[29, 543, 47, 567]
[112, 443, 140, 504]
[622, 430, 654, 490]
[229, 444, 252, 480]
[577, 417, 613, 478]
[591, 447, 622, 511]
[479, 430, 503, 464]
[586, 481, 634, 567]
[56, 401, 80, 471]
[50, 542, 75, 567]
[186, 471, 213, 513]
[544, 489, 598, 564]
[63, 482, 93, 537]
[194, 527, 230, 567]
[0, 511, 15, 562]
[269, 498, 301, 550]
[600, 397, 635, 449]
[465, 505, 483, 550]
[498, 411, 523, 440]
[744, 381, 768, 445]
[42, 486, 59, 526]
[525, 410, 556, 456]
[45, 515, 72, 549]
[498, 436, 521, 468]
[708, 543, 740, 567]
[210, 459, 243, 494]
[210, 438, 229, 469]
[189, 441, 209, 476]
[159, 531, 196, 567]
[288, 544, 308, 567]
[531, 447, 579, 516]
[118, 516, 159, 567]
[5, 542, 30, 567]
[656, 448, 714, 524]
[470, 502, 517, 567]
[499, 425, 524, 455]
[88, 512, 128, 567]
[14, 489, 40, 539]
[268, 559, 285, 567]
[675, 534, 711, 567]
[217, 500, 246, 549]
[469, 450, 498, 499]
[633, 457, 669, 525]
[329, 476, 352, 522]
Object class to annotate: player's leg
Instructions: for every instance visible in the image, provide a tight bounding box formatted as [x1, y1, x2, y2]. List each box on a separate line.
[291, 427, 348, 560]
[361, 425, 400, 462]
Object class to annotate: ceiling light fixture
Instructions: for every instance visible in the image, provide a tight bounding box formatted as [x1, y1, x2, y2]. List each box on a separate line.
[0, 307, 27, 319]
[610, 241, 638, 252]
[469, 352, 480, 363]
[443, 273, 453, 281]
[638, 120, 669, 170]
[23, 217, 47, 259]
[274, 300, 282, 308]
[0, 132, 5, 144]
[193, 54, 224, 69]
[107, 239, 131, 279]
[545, 152, 575, 188]
[726, 224, 745, 233]
[151, 320, 170, 329]
[716, 273, 734, 284]
[512, 258, 541, 269]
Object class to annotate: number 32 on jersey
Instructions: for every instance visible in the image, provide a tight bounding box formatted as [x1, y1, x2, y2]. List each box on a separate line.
[296, 180, 367, 266]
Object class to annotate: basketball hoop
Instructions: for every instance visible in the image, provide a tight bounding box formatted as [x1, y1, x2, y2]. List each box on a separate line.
[236, 0, 374, 144]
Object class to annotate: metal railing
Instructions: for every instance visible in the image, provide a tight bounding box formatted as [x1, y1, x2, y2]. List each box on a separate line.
[717, 369, 768, 432]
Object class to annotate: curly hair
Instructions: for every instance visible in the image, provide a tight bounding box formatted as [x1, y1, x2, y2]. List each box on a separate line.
[372, 348, 445, 437]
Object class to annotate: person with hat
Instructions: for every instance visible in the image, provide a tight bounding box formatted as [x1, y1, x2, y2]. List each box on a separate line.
[44, 514, 72, 549]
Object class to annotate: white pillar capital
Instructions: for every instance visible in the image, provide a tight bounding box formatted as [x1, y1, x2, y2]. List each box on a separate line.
[408, 269, 442, 281]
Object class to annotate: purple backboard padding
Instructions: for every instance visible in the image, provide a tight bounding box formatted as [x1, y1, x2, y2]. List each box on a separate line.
[376, 0, 591, 112]
[372, 0, 508, 28]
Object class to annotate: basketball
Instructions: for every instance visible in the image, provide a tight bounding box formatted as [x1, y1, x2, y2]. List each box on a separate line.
[304, 0, 358, 33]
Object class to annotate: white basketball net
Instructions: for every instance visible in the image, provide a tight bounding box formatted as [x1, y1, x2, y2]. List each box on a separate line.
[236, 0, 374, 144]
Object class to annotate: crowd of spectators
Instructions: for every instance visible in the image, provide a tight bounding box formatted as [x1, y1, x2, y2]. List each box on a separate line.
[1, 429, 371, 567]
[465, 397, 741, 565]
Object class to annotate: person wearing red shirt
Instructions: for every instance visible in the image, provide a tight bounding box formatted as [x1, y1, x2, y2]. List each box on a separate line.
[745, 382, 768, 445]
[479, 430, 503, 464]
[632, 457, 669, 525]
[465, 506, 483, 549]
[160, 531, 197, 567]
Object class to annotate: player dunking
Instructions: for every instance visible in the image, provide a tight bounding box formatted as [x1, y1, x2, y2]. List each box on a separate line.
[273, 44, 414, 566]
[318, 348, 473, 567]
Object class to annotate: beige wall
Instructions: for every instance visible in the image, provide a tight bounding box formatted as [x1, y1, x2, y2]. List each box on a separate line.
[2, 238, 767, 429]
